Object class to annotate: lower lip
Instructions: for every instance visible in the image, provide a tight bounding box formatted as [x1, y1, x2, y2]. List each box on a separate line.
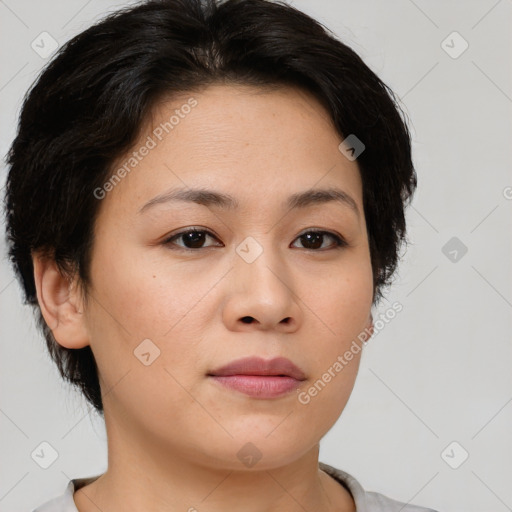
[209, 375, 303, 398]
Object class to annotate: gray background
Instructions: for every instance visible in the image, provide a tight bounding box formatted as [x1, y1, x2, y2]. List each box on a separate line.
[1, 1, 511, 510]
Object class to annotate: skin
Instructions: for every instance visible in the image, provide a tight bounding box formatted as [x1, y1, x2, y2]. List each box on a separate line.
[33, 83, 374, 512]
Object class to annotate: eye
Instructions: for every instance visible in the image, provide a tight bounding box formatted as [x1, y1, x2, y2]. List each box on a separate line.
[291, 230, 347, 250]
[162, 228, 347, 251]
[163, 228, 222, 250]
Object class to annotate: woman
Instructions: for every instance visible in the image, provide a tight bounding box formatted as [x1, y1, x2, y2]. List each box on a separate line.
[4, 0, 438, 510]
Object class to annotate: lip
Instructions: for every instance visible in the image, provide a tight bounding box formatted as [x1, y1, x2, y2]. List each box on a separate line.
[207, 356, 307, 399]
[208, 356, 307, 380]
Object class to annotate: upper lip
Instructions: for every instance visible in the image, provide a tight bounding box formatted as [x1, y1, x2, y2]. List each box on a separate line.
[208, 356, 307, 380]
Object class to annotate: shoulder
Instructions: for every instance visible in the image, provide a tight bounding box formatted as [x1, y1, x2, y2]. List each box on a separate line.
[31, 466, 439, 512]
[31, 475, 101, 512]
[319, 462, 439, 512]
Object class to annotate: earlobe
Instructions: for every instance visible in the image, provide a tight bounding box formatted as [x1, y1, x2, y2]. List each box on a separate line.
[367, 312, 374, 337]
[362, 311, 374, 343]
[32, 251, 90, 349]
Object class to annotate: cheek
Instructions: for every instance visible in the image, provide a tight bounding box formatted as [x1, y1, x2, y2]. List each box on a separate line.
[297, 262, 371, 411]
[296, 282, 367, 429]
[85, 245, 216, 396]
[90, 242, 209, 340]
[293, 359, 360, 447]
[306, 260, 373, 339]
[298, 354, 360, 406]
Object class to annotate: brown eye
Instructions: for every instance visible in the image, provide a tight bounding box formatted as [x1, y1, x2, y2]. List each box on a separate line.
[162, 228, 347, 252]
[292, 230, 347, 250]
[163, 229, 222, 250]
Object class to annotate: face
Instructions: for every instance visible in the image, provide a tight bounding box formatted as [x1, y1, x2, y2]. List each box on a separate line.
[81, 83, 374, 470]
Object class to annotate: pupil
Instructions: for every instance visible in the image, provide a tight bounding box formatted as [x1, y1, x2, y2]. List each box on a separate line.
[181, 232, 325, 249]
[185, 231, 204, 248]
[304, 232, 322, 249]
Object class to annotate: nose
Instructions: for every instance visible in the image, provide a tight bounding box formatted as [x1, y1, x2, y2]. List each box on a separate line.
[221, 241, 302, 333]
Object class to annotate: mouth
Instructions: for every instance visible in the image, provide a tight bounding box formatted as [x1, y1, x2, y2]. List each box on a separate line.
[207, 356, 307, 399]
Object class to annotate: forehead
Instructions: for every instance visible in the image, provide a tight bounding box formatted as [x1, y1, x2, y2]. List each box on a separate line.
[98, 83, 363, 219]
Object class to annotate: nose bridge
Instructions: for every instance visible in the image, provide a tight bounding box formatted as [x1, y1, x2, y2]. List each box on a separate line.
[225, 233, 300, 329]
[234, 234, 289, 297]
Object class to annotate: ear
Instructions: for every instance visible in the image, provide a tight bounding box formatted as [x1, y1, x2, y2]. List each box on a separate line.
[366, 311, 374, 336]
[362, 311, 374, 343]
[32, 251, 90, 349]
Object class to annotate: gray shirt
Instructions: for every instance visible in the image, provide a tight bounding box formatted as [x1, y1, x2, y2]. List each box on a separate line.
[32, 462, 439, 511]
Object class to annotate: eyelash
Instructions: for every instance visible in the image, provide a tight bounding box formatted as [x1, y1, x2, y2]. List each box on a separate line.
[162, 227, 348, 252]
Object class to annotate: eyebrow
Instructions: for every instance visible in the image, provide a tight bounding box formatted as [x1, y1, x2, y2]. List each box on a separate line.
[138, 186, 360, 218]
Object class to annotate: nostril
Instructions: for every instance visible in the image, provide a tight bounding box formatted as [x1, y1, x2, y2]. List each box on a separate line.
[241, 316, 254, 324]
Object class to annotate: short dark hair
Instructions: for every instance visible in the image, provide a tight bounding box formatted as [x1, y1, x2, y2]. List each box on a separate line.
[4, 0, 417, 414]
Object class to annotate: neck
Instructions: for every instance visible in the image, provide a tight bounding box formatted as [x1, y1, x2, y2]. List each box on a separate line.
[73, 411, 355, 512]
